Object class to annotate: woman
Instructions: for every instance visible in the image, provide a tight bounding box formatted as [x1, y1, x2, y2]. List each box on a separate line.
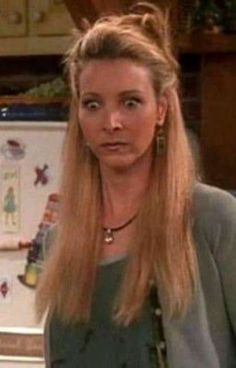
[36, 3, 236, 367]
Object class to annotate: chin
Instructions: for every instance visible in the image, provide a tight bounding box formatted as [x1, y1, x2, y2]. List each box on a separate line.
[98, 148, 152, 172]
[100, 156, 136, 171]
[89, 151, 130, 169]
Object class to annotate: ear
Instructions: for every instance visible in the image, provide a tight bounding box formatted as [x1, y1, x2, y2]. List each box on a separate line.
[156, 95, 168, 127]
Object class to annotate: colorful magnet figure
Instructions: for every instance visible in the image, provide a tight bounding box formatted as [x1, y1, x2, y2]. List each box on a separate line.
[0, 276, 12, 304]
[1, 165, 20, 233]
[3, 186, 17, 226]
[18, 193, 60, 289]
[34, 164, 49, 186]
[0, 280, 9, 298]
[0, 139, 25, 160]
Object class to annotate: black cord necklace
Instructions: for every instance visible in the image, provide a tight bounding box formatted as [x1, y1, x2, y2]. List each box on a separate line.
[103, 214, 137, 244]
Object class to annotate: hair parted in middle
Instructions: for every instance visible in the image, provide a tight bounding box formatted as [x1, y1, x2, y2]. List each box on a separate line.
[36, 2, 198, 326]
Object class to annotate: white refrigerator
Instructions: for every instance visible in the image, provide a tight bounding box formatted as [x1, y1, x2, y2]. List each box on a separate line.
[0, 121, 66, 367]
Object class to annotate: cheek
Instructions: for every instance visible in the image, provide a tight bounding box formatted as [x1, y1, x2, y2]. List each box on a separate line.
[141, 128, 156, 148]
[132, 117, 157, 146]
[144, 112, 158, 141]
[78, 110, 102, 141]
[128, 127, 155, 157]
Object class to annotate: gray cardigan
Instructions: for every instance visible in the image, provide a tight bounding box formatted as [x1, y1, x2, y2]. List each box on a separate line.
[163, 183, 236, 367]
[44, 183, 236, 367]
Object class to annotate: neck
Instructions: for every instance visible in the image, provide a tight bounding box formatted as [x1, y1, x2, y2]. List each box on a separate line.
[100, 156, 152, 224]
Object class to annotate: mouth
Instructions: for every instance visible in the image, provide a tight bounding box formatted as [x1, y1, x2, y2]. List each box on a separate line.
[100, 142, 127, 150]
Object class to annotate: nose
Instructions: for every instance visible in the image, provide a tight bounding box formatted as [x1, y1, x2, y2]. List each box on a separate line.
[103, 109, 123, 132]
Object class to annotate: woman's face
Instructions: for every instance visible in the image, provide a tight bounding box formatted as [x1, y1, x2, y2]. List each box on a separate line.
[78, 58, 167, 171]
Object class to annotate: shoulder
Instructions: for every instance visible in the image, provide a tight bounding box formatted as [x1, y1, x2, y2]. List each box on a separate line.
[193, 181, 236, 209]
[193, 181, 236, 219]
[192, 182, 236, 254]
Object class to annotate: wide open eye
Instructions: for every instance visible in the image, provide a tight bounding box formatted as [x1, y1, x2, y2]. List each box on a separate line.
[81, 99, 100, 111]
[123, 97, 142, 109]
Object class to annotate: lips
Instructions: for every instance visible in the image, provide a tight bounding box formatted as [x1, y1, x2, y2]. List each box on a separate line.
[100, 142, 127, 150]
[101, 141, 127, 146]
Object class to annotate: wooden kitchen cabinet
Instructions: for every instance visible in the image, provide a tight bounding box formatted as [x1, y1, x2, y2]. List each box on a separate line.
[0, 0, 74, 56]
[0, 0, 27, 37]
[28, 0, 74, 36]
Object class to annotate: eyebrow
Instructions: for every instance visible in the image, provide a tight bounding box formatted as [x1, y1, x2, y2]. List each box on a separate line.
[80, 92, 100, 99]
[80, 89, 143, 98]
[119, 90, 143, 96]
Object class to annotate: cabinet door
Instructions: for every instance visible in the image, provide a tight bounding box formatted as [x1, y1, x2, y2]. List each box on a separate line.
[0, 0, 27, 36]
[28, 0, 74, 36]
[201, 54, 236, 189]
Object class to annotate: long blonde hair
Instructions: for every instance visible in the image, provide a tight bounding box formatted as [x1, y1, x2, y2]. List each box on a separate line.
[36, 3, 197, 325]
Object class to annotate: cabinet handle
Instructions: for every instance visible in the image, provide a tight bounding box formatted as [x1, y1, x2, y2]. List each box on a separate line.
[32, 11, 45, 23]
[8, 11, 22, 25]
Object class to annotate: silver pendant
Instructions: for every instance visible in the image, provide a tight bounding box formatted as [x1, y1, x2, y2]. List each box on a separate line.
[104, 229, 114, 244]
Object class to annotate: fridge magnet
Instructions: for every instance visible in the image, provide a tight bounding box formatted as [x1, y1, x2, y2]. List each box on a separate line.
[41, 193, 60, 225]
[0, 275, 12, 304]
[1, 165, 20, 233]
[18, 193, 60, 289]
[0, 138, 26, 160]
[34, 164, 49, 186]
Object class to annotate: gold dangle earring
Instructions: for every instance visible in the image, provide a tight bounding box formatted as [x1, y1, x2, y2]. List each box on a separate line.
[156, 127, 166, 155]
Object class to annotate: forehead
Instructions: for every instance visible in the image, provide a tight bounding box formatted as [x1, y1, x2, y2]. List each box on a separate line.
[78, 58, 154, 94]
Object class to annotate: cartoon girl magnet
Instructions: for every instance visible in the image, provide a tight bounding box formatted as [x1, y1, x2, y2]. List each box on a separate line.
[1, 165, 20, 233]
